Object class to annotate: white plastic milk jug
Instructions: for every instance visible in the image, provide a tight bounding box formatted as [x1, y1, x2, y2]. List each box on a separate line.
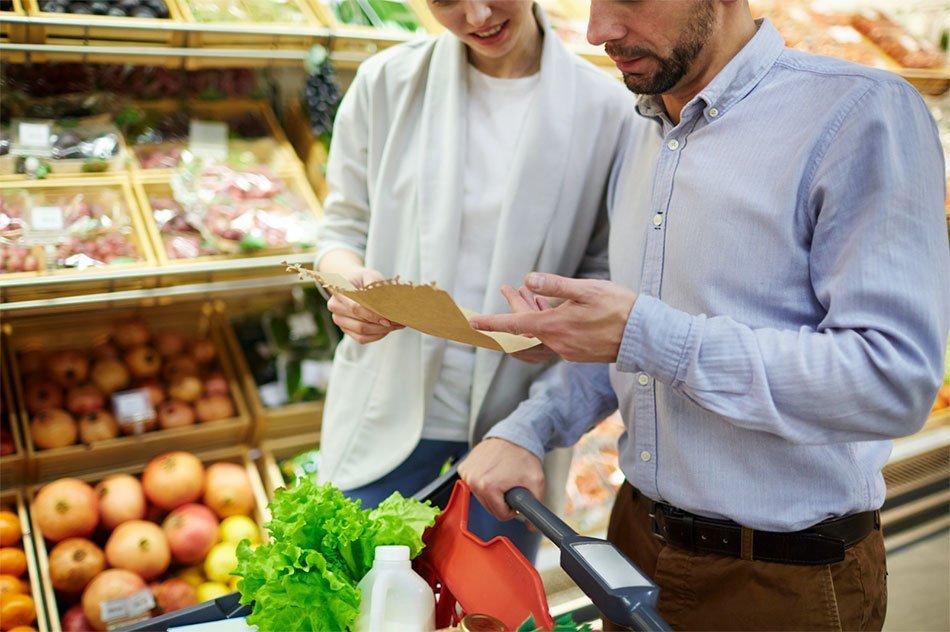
[354, 545, 436, 632]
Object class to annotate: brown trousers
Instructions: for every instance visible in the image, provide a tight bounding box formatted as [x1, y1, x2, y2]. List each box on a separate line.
[604, 482, 887, 631]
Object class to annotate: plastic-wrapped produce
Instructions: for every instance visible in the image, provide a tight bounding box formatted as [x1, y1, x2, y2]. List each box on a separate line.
[7, 116, 125, 175]
[325, 0, 420, 31]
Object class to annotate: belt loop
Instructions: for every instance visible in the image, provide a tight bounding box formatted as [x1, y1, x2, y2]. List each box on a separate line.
[740, 527, 754, 561]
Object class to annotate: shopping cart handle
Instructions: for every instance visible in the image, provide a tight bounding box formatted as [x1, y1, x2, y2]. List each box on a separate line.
[505, 487, 672, 632]
[116, 591, 251, 632]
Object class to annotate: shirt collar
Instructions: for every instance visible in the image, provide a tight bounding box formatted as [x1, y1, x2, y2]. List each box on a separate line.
[636, 18, 786, 124]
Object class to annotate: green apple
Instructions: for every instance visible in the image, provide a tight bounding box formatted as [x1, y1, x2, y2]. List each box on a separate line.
[219, 515, 261, 545]
[204, 542, 239, 584]
[196, 581, 230, 602]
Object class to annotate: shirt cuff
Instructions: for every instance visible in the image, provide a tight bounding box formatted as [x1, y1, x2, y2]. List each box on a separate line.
[615, 294, 697, 386]
[483, 405, 552, 462]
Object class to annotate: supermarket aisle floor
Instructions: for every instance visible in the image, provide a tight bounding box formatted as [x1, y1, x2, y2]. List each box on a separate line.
[883, 529, 950, 632]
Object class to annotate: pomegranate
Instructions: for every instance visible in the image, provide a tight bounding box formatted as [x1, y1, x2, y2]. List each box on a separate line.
[30, 408, 78, 449]
[162, 356, 199, 382]
[162, 503, 219, 564]
[24, 381, 64, 414]
[125, 347, 161, 379]
[155, 332, 187, 358]
[95, 474, 146, 530]
[135, 379, 165, 407]
[157, 400, 195, 430]
[78, 410, 119, 444]
[105, 520, 171, 580]
[61, 603, 95, 632]
[33, 478, 99, 542]
[203, 373, 229, 397]
[204, 462, 255, 518]
[154, 578, 198, 614]
[190, 339, 217, 365]
[168, 376, 202, 403]
[114, 318, 151, 349]
[82, 569, 147, 631]
[195, 395, 235, 423]
[90, 359, 130, 395]
[48, 538, 106, 593]
[66, 383, 106, 416]
[47, 350, 90, 388]
[142, 452, 205, 510]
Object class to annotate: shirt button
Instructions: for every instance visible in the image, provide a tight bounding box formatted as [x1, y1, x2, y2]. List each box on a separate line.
[637, 373, 649, 386]
[652, 214, 663, 227]
[640, 450, 652, 462]
[667, 139, 679, 150]
[709, 107, 720, 117]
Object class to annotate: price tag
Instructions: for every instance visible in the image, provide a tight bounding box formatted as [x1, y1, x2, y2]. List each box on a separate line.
[301, 359, 332, 390]
[288, 312, 318, 341]
[259, 381, 288, 408]
[189, 120, 229, 162]
[18, 122, 51, 149]
[30, 206, 65, 232]
[100, 587, 155, 623]
[111, 388, 156, 426]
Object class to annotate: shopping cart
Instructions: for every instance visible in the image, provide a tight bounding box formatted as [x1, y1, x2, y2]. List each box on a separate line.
[119, 466, 669, 631]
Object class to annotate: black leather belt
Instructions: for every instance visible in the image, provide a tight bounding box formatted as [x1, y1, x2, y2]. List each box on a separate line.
[648, 496, 880, 565]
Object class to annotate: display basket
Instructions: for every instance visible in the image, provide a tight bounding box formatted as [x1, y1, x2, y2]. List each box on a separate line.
[0, 489, 51, 632]
[118, 468, 671, 631]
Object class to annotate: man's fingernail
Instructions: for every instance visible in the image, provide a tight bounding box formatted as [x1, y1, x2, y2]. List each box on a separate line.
[379, 318, 391, 327]
[527, 273, 543, 290]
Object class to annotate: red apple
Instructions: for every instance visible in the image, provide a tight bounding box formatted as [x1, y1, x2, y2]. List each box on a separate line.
[154, 578, 198, 614]
[67, 383, 105, 416]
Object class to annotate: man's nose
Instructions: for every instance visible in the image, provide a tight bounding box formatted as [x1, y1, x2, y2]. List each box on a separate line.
[587, 0, 624, 46]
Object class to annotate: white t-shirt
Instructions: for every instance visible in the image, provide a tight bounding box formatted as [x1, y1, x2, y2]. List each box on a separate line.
[421, 64, 541, 442]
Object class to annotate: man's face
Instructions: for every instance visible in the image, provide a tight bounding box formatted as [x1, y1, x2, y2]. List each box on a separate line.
[588, 0, 717, 95]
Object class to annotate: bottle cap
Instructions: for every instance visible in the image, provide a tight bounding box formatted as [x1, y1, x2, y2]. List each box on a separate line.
[374, 545, 410, 561]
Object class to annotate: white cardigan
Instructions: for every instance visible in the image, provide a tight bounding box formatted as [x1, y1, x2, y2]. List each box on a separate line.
[315, 6, 635, 493]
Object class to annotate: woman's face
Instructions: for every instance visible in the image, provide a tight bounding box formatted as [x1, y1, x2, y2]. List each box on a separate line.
[427, 0, 538, 66]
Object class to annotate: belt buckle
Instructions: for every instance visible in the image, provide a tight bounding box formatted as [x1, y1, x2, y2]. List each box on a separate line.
[649, 509, 666, 542]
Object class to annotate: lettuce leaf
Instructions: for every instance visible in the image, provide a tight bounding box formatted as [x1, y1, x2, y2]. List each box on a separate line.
[235, 478, 440, 631]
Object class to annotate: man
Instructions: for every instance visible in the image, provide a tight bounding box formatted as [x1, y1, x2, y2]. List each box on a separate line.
[459, 0, 950, 629]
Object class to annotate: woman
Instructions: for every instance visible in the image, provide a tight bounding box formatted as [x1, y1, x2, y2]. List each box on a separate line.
[315, 0, 632, 560]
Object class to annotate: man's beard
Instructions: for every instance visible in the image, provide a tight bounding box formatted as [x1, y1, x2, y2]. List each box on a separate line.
[606, 5, 715, 95]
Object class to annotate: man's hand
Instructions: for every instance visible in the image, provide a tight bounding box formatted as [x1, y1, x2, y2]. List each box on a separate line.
[459, 438, 545, 521]
[470, 273, 637, 363]
[502, 285, 559, 364]
[326, 267, 405, 344]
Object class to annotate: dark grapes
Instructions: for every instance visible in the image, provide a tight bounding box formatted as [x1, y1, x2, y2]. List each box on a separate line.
[39, 0, 171, 18]
[303, 55, 340, 138]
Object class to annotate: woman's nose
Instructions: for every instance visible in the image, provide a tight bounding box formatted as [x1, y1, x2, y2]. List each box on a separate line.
[464, 0, 491, 28]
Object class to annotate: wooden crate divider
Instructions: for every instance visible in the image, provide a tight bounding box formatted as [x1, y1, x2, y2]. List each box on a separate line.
[1, 489, 51, 632]
[258, 431, 320, 498]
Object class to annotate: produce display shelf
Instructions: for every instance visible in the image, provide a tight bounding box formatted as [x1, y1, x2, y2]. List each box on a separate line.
[28, 446, 270, 632]
[1, 489, 51, 632]
[4, 301, 253, 481]
[257, 431, 320, 497]
[0, 0, 28, 55]
[22, 0, 187, 49]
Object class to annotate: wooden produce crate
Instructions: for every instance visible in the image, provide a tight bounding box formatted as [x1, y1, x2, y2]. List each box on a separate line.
[5, 301, 252, 482]
[0, 121, 130, 180]
[0, 0, 29, 50]
[28, 446, 269, 632]
[0, 340, 27, 490]
[1, 489, 51, 632]
[217, 295, 325, 442]
[176, 0, 322, 54]
[133, 168, 322, 267]
[308, 0, 428, 66]
[258, 431, 320, 497]
[283, 99, 329, 202]
[23, 0, 186, 59]
[128, 99, 301, 181]
[0, 176, 157, 282]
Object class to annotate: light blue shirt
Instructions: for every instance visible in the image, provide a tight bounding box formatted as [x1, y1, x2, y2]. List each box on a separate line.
[487, 19, 950, 531]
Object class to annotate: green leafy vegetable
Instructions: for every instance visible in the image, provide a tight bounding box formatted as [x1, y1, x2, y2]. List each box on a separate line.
[234, 477, 440, 631]
[517, 614, 593, 632]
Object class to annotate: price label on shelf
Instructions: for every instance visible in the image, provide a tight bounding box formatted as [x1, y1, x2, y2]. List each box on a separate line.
[111, 388, 156, 427]
[18, 121, 51, 152]
[288, 312, 318, 341]
[189, 120, 229, 162]
[100, 587, 155, 623]
[30, 206, 65, 232]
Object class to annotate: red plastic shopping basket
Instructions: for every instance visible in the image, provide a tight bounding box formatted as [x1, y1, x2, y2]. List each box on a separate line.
[413, 480, 555, 630]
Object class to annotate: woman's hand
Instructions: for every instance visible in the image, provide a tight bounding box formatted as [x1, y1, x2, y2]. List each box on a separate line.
[499, 285, 559, 364]
[327, 267, 405, 344]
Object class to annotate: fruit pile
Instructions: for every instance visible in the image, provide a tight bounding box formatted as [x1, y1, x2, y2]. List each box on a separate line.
[0, 190, 141, 275]
[17, 316, 237, 451]
[38, 0, 171, 19]
[32, 451, 262, 631]
[183, 0, 306, 24]
[0, 504, 38, 631]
